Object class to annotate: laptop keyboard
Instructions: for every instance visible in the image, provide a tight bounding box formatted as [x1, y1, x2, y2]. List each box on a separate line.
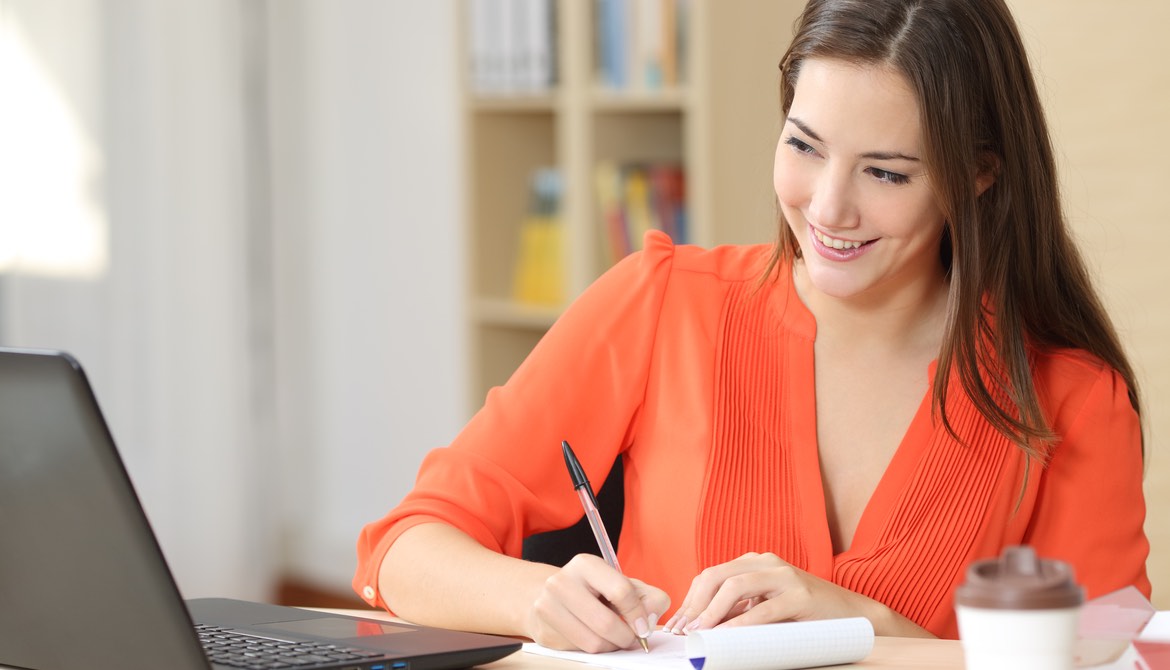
[196, 624, 392, 669]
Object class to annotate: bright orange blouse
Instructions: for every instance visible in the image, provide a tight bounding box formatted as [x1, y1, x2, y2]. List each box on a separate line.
[354, 231, 1150, 639]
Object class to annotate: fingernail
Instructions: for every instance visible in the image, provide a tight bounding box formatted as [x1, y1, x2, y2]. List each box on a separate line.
[647, 612, 659, 631]
[684, 618, 704, 633]
[634, 617, 650, 638]
[662, 615, 678, 631]
[670, 615, 688, 634]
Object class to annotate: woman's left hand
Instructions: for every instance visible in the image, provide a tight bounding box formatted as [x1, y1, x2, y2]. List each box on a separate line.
[660, 552, 933, 638]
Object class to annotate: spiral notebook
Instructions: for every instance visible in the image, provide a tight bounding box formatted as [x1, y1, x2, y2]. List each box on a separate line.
[523, 617, 874, 670]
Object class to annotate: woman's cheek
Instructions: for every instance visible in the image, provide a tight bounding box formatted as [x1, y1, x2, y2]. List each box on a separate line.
[774, 150, 810, 211]
[774, 153, 811, 227]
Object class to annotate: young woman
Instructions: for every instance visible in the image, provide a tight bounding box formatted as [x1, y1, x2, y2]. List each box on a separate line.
[354, 0, 1149, 650]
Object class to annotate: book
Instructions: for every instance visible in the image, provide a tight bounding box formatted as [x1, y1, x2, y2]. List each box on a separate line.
[635, 0, 663, 89]
[622, 166, 655, 249]
[595, 161, 687, 265]
[516, 0, 555, 91]
[594, 0, 687, 91]
[596, 0, 629, 89]
[467, 0, 556, 94]
[648, 163, 685, 242]
[594, 161, 631, 265]
[660, 0, 677, 86]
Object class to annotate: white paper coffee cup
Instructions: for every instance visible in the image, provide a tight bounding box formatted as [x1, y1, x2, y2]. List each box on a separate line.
[954, 546, 1083, 670]
[956, 605, 1080, 670]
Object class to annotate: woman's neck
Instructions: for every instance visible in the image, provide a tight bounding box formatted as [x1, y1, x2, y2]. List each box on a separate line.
[792, 259, 951, 358]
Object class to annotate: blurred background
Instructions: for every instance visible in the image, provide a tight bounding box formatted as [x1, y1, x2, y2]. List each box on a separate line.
[0, 0, 1166, 610]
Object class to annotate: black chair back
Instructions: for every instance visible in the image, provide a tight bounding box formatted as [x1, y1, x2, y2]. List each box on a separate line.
[522, 457, 625, 567]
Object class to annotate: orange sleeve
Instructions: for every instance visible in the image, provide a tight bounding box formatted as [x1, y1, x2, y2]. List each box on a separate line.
[352, 232, 677, 610]
[1024, 363, 1151, 601]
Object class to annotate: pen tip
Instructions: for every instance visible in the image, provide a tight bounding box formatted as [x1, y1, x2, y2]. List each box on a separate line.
[639, 637, 650, 653]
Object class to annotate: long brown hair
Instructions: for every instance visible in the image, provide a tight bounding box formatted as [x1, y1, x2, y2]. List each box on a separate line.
[764, 0, 1142, 459]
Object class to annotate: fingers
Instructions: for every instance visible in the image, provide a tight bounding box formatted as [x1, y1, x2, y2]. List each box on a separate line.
[663, 554, 889, 635]
[715, 582, 811, 628]
[530, 554, 668, 653]
[532, 575, 634, 652]
[631, 578, 670, 638]
[663, 553, 791, 633]
[571, 557, 666, 646]
[529, 587, 620, 652]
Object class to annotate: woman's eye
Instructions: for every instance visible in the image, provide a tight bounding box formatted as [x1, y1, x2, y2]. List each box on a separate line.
[784, 135, 817, 156]
[867, 167, 910, 185]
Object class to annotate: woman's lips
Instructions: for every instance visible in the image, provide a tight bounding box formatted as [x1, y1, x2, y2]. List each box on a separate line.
[809, 225, 876, 261]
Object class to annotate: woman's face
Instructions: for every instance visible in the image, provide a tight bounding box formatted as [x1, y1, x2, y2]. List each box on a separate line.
[775, 58, 947, 304]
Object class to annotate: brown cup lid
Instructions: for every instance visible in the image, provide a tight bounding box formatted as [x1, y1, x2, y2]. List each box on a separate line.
[955, 545, 1084, 610]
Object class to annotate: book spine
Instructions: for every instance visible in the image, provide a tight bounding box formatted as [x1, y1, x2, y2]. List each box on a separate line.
[674, 0, 689, 85]
[660, 0, 676, 86]
[594, 161, 630, 263]
[636, 0, 663, 89]
[623, 166, 654, 248]
[593, 0, 689, 92]
[524, 0, 553, 90]
[598, 0, 628, 89]
[595, 161, 687, 261]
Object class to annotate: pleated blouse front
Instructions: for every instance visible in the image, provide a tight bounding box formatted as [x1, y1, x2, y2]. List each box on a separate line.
[353, 231, 1150, 638]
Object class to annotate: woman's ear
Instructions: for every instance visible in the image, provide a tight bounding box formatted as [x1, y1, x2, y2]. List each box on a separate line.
[976, 151, 1000, 196]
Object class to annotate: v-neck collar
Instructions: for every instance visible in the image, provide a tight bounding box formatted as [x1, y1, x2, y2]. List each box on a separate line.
[777, 270, 941, 576]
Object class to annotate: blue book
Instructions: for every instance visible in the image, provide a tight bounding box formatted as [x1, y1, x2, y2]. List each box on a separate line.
[598, 0, 628, 89]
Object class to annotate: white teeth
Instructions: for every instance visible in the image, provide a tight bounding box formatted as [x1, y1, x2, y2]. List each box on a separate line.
[814, 229, 863, 250]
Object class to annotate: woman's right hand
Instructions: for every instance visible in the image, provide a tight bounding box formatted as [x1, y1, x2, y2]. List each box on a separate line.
[526, 554, 670, 652]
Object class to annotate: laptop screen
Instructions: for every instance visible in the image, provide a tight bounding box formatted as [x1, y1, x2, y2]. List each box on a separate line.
[0, 349, 209, 670]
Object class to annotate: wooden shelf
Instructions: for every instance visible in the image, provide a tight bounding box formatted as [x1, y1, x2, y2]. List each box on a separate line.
[460, 0, 803, 408]
[589, 87, 690, 111]
[474, 298, 561, 330]
[470, 94, 561, 113]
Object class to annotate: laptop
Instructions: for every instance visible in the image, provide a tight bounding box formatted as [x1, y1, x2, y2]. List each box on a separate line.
[0, 347, 522, 670]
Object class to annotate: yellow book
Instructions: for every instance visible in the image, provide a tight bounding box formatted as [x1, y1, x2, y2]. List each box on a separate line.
[623, 167, 654, 250]
[512, 214, 565, 306]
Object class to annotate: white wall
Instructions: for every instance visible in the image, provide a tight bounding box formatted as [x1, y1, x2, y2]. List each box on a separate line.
[0, 0, 274, 599]
[1007, 0, 1170, 607]
[0, 0, 465, 599]
[267, 0, 467, 591]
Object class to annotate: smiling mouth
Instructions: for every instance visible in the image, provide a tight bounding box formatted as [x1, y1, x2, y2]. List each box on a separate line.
[812, 228, 874, 250]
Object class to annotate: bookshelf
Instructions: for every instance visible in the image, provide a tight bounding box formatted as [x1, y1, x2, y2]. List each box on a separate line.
[460, 0, 804, 408]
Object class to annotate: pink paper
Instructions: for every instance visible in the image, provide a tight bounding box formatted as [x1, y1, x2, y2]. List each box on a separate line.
[1075, 587, 1167, 669]
[1079, 586, 1156, 640]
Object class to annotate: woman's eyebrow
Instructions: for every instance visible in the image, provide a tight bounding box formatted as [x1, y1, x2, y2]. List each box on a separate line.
[786, 116, 921, 162]
[787, 116, 823, 142]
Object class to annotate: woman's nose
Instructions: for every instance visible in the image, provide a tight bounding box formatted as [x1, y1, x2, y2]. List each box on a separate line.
[807, 168, 858, 231]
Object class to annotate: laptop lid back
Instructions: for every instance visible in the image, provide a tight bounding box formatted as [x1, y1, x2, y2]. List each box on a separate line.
[0, 348, 208, 670]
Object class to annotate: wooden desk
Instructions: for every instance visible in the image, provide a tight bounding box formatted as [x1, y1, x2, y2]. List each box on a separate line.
[319, 609, 966, 669]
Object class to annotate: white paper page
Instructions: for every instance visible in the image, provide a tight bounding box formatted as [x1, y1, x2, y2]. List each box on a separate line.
[1138, 611, 1170, 642]
[523, 618, 874, 670]
[524, 632, 691, 670]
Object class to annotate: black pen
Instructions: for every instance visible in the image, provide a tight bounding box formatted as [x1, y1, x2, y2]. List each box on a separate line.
[561, 440, 651, 653]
